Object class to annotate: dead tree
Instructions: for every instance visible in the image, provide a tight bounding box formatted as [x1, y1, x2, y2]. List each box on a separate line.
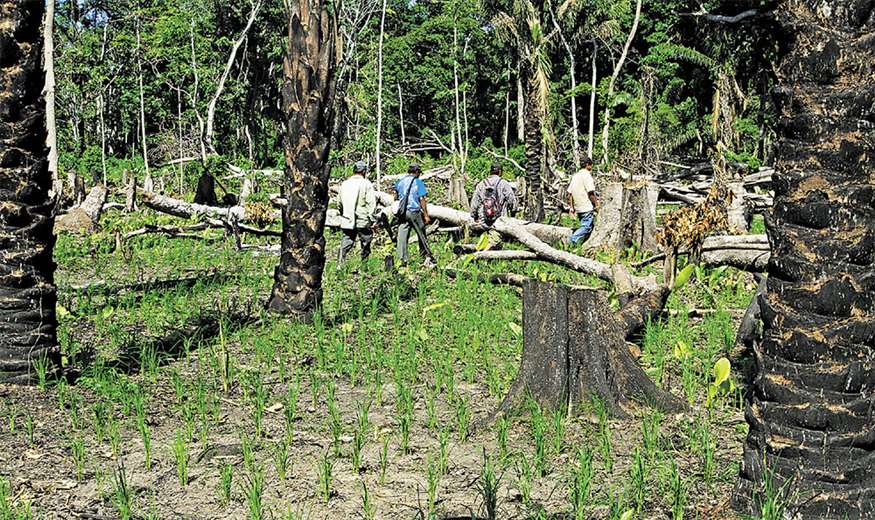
[498, 280, 685, 418]
[586, 180, 660, 252]
[54, 185, 108, 233]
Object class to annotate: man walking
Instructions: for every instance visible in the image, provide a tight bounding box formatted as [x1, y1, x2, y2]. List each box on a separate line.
[395, 163, 435, 266]
[567, 157, 599, 245]
[338, 161, 377, 264]
[470, 161, 517, 249]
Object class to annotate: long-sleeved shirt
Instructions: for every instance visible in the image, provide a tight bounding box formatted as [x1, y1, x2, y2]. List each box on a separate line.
[470, 175, 518, 221]
[338, 175, 377, 230]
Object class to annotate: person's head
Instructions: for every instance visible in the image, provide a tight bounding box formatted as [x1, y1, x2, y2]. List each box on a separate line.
[490, 161, 503, 176]
[408, 162, 422, 177]
[581, 157, 593, 172]
[352, 160, 368, 176]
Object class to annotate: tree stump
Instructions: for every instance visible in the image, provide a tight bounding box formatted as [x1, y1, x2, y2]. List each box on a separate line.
[498, 280, 684, 418]
[586, 180, 659, 253]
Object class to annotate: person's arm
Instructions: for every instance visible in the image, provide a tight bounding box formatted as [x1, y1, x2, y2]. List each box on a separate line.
[421, 196, 430, 224]
[589, 191, 599, 212]
[504, 182, 518, 215]
[567, 192, 575, 216]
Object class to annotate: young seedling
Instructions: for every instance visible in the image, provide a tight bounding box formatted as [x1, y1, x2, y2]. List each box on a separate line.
[70, 435, 86, 481]
[361, 479, 376, 520]
[111, 461, 132, 520]
[173, 429, 189, 486]
[426, 454, 440, 516]
[219, 463, 233, 505]
[668, 460, 685, 520]
[569, 446, 594, 519]
[273, 439, 290, 481]
[477, 450, 500, 520]
[551, 409, 565, 456]
[379, 436, 389, 485]
[438, 427, 450, 476]
[24, 414, 34, 445]
[530, 404, 548, 477]
[516, 456, 533, 506]
[495, 415, 509, 461]
[243, 464, 265, 520]
[317, 451, 334, 503]
[630, 447, 646, 514]
[399, 410, 411, 454]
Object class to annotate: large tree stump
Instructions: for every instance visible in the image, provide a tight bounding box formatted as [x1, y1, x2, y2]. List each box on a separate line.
[586, 180, 659, 253]
[54, 184, 107, 234]
[498, 280, 684, 417]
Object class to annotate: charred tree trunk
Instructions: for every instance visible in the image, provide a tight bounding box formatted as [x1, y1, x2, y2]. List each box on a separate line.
[733, 2, 875, 518]
[586, 181, 659, 253]
[0, 0, 59, 384]
[194, 172, 218, 206]
[267, 0, 339, 320]
[498, 281, 684, 418]
[523, 72, 545, 222]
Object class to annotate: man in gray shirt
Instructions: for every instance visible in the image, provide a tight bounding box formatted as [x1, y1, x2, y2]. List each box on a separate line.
[470, 162, 518, 249]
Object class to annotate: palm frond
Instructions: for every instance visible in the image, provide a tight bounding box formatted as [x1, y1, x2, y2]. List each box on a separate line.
[491, 11, 519, 43]
[655, 43, 718, 73]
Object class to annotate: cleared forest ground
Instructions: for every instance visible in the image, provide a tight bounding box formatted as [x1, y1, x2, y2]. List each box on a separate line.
[0, 201, 757, 519]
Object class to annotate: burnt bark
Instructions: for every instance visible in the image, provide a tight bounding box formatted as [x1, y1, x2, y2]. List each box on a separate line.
[194, 172, 218, 206]
[0, 0, 59, 384]
[267, 0, 339, 320]
[733, 2, 875, 518]
[498, 281, 684, 418]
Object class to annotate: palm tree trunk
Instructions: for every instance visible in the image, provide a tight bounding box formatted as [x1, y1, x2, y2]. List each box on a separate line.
[267, 0, 339, 320]
[523, 71, 545, 222]
[733, 2, 875, 518]
[0, 0, 59, 384]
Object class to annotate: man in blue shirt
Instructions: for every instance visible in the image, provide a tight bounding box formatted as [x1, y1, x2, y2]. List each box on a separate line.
[394, 163, 435, 266]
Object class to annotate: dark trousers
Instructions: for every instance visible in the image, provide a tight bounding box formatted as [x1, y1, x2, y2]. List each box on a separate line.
[339, 227, 374, 264]
[396, 210, 433, 262]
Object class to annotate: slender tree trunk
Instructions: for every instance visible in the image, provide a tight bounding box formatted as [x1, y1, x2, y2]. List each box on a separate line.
[516, 63, 525, 142]
[375, 0, 387, 184]
[98, 23, 108, 185]
[190, 23, 207, 162]
[397, 81, 406, 146]
[550, 6, 579, 169]
[601, 0, 642, 165]
[177, 87, 184, 193]
[43, 0, 59, 189]
[136, 17, 149, 177]
[205, 0, 262, 154]
[504, 65, 510, 155]
[0, 0, 59, 384]
[732, 2, 875, 518]
[587, 39, 597, 159]
[267, 0, 339, 320]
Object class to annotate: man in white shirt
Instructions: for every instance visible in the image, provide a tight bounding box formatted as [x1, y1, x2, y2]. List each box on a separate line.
[338, 161, 377, 264]
[566, 157, 599, 244]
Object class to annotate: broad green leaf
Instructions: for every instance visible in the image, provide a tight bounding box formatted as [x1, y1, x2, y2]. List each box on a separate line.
[673, 263, 697, 290]
[620, 510, 636, 520]
[101, 306, 115, 319]
[417, 328, 430, 341]
[57, 304, 70, 318]
[713, 357, 731, 387]
[475, 233, 491, 251]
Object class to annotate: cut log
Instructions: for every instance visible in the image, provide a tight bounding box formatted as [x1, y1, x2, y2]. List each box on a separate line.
[142, 192, 245, 221]
[587, 181, 660, 253]
[491, 217, 658, 293]
[443, 268, 528, 288]
[54, 184, 108, 233]
[125, 178, 137, 212]
[497, 280, 685, 418]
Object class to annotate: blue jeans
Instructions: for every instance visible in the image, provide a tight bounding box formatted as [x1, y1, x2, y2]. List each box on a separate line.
[570, 211, 594, 244]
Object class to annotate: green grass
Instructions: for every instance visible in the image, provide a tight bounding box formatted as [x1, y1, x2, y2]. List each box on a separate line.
[3, 199, 765, 518]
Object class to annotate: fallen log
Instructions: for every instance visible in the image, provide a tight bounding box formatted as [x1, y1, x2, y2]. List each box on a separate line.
[443, 268, 528, 288]
[62, 270, 234, 296]
[142, 191, 245, 221]
[491, 217, 658, 293]
[55, 184, 108, 233]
